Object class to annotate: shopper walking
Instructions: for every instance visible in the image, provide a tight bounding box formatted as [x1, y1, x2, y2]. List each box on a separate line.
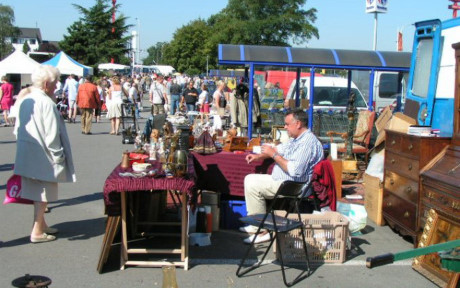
[76, 75, 100, 135]
[0, 76, 14, 126]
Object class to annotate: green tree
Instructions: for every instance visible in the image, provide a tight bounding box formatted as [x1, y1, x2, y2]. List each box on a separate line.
[59, 0, 132, 67]
[163, 19, 213, 74]
[211, 0, 318, 47]
[143, 41, 168, 65]
[144, 0, 318, 74]
[0, 4, 20, 60]
[22, 41, 30, 54]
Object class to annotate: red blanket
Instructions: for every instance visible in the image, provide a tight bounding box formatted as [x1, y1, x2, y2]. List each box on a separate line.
[310, 159, 337, 211]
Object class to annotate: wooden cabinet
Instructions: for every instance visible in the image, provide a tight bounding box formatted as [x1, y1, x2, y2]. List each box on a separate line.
[382, 130, 450, 243]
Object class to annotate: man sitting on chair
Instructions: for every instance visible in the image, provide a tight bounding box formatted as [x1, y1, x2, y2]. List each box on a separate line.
[242, 109, 324, 243]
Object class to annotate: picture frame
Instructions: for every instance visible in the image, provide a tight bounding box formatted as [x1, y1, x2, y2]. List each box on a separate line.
[412, 209, 460, 288]
[271, 126, 288, 144]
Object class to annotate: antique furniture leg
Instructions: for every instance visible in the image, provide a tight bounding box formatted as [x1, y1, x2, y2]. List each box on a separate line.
[120, 191, 128, 270]
[181, 191, 189, 270]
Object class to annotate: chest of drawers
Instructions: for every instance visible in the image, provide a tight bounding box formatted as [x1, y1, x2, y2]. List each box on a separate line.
[382, 130, 450, 243]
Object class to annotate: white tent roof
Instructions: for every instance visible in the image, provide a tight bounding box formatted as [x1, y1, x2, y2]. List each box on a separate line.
[43, 51, 93, 76]
[0, 49, 40, 76]
[98, 63, 130, 70]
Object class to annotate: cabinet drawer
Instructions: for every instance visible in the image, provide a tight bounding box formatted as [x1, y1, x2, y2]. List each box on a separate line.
[385, 132, 403, 153]
[421, 185, 460, 217]
[382, 191, 417, 232]
[400, 136, 420, 157]
[385, 151, 420, 180]
[384, 171, 418, 204]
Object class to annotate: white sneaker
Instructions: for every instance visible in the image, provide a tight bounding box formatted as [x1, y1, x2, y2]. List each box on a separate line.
[243, 233, 272, 244]
[239, 225, 259, 234]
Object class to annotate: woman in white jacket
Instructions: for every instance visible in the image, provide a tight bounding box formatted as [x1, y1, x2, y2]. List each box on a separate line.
[14, 65, 76, 243]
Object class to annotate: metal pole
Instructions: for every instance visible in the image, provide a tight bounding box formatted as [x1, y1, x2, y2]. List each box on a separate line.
[248, 63, 254, 138]
[206, 56, 209, 77]
[137, 18, 140, 64]
[373, 12, 378, 51]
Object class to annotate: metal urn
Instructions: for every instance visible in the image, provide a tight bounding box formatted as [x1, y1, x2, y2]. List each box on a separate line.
[172, 150, 188, 177]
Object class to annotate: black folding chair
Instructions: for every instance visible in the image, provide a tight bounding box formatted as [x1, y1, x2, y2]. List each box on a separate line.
[236, 180, 312, 287]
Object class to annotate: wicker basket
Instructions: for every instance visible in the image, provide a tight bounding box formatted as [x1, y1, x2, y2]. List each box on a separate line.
[274, 211, 349, 264]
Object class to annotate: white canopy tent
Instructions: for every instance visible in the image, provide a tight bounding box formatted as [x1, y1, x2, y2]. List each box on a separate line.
[98, 63, 130, 70]
[0, 49, 41, 89]
[43, 51, 93, 76]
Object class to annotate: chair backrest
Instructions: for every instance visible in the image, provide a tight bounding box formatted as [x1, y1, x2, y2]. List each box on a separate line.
[275, 181, 308, 199]
[353, 110, 376, 146]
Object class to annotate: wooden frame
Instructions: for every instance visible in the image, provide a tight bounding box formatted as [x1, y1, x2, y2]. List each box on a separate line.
[413, 209, 460, 288]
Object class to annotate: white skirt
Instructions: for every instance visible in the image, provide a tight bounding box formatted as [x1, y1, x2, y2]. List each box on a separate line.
[107, 102, 122, 119]
[21, 176, 58, 202]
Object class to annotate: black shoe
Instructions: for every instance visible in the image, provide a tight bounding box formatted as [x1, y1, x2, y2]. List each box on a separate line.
[81, 131, 85, 134]
[86, 132, 92, 135]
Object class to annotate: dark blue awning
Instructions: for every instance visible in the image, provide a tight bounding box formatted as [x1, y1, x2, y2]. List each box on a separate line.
[218, 44, 411, 71]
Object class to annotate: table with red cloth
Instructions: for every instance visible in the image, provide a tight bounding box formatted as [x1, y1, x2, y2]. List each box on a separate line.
[99, 161, 196, 271]
[190, 151, 274, 197]
[103, 162, 196, 216]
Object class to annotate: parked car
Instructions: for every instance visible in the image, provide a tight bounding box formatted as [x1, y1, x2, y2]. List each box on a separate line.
[285, 76, 368, 110]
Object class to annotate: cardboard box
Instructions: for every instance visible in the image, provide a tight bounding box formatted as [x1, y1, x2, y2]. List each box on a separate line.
[375, 106, 392, 133]
[374, 112, 417, 148]
[363, 173, 385, 226]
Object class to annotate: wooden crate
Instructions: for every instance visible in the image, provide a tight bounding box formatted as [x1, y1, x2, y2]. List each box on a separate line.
[363, 173, 385, 226]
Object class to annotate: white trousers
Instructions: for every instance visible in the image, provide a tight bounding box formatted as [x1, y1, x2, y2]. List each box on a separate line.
[244, 174, 283, 215]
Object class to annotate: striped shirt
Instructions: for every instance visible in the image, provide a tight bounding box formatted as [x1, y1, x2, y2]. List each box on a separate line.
[271, 129, 323, 185]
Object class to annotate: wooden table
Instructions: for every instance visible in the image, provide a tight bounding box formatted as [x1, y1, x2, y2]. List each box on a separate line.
[98, 162, 196, 272]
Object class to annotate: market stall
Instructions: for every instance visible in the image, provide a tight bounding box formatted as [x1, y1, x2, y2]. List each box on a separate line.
[42, 51, 93, 76]
[217, 44, 411, 137]
[0, 49, 40, 93]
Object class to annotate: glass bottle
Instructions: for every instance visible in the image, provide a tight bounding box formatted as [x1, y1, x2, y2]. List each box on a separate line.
[196, 207, 207, 233]
[162, 265, 178, 288]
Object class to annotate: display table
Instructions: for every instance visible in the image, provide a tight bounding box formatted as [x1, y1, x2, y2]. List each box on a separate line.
[99, 162, 196, 271]
[191, 151, 274, 197]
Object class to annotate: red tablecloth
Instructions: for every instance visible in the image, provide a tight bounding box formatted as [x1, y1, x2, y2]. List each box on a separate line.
[103, 161, 196, 216]
[191, 151, 274, 197]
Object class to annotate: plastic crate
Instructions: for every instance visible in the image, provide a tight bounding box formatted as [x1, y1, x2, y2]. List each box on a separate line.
[220, 200, 247, 229]
[274, 211, 349, 264]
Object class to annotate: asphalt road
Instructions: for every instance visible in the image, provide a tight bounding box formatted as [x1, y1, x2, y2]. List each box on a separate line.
[0, 107, 438, 287]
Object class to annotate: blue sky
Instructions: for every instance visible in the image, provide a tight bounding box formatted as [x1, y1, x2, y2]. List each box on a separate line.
[4, 0, 454, 58]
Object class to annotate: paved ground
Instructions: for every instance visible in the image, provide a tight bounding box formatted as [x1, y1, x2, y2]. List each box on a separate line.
[0, 104, 438, 287]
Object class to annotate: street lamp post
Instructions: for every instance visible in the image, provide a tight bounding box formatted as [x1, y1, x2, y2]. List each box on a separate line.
[136, 18, 140, 64]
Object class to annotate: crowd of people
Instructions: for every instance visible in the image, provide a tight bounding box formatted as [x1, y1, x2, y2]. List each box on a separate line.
[3, 65, 325, 246]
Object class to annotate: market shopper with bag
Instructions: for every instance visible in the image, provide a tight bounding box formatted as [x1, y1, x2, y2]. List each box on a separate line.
[149, 74, 167, 115]
[13, 65, 76, 243]
[213, 80, 228, 117]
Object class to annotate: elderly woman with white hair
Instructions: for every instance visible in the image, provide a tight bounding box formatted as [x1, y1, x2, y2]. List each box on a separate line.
[14, 65, 76, 243]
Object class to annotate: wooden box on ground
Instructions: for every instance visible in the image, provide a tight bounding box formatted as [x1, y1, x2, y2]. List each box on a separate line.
[274, 211, 349, 264]
[363, 173, 385, 226]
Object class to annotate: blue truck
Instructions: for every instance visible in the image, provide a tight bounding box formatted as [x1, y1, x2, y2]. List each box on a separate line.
[405, 17, 460, 137]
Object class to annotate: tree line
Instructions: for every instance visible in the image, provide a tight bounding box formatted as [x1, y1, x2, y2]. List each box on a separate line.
[0, 0, 319, 75]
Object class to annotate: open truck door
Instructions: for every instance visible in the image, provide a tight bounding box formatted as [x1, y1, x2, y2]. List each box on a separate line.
[406, 18, 460, 136]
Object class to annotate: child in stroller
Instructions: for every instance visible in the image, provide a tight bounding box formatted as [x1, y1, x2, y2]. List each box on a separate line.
[56, 92, 69, 120]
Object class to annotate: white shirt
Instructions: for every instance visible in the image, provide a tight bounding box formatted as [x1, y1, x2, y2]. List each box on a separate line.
[63, 78, 79, 101]
[198, 90, 209, 105]
[149, 81, 166, 104]
[128, 86, 138, 102]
